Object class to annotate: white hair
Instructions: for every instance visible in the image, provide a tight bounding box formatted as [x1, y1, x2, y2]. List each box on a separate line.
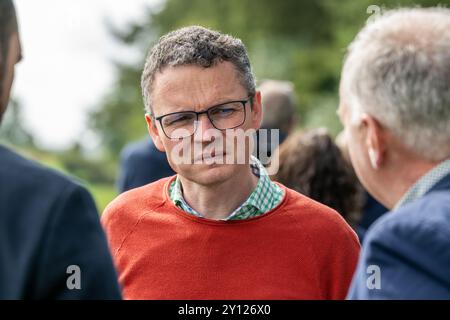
[341, 7, 450, 161]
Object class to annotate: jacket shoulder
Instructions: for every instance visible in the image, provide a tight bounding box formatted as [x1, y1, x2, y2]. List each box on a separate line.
[367, 191, 450, 247]
[349, 191, 450, 299]
[0, 146, 83, 192]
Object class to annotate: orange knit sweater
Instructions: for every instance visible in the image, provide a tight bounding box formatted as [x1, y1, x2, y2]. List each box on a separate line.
[102, 176, 360, 300]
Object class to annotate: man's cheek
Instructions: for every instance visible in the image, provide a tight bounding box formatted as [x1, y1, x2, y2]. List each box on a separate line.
[167, 139, 192, 166]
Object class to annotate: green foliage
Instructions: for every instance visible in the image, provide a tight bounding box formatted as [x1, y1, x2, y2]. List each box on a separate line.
[88, 63, 148, 159]
[89, 0, 449, 157]
[4, 0, 449, 213]
[57, 143, 117, 185]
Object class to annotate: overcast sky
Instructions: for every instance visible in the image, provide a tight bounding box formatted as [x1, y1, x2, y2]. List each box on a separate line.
[11, 0, 162, 150]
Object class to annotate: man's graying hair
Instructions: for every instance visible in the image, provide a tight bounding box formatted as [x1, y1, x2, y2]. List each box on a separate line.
[141, 26, 256, 116]
[341, 7, 450, 161]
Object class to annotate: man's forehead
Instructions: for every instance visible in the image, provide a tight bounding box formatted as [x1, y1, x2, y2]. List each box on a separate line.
[155, 62, 238, 84]
[337, 81, 349, 114]
[337, 99, 348, 122]
[151, 62, 246, 107]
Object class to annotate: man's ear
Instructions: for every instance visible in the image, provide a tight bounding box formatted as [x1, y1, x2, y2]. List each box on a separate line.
[145, 114, 165, 152]
[251, 91, 263, 130]
[361, 114, 386, 169]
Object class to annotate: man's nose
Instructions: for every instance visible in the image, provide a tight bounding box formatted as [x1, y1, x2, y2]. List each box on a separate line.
[194, 114, 219, 142]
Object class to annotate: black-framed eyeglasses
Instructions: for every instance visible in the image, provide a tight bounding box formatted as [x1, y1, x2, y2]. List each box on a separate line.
[153, 97, 252, 139]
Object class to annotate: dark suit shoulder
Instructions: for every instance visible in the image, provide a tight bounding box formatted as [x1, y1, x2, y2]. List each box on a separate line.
[348, 189, 450, 299]
[367, 190, 450, 247]
[0, 146, 122, 299]
[0, 145, 91, 253]
[362, 191, 450, 292]
[0, 145, 82, 193]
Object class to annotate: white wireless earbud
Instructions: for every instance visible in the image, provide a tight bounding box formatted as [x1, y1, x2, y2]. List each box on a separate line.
[368, 148, 378, 169]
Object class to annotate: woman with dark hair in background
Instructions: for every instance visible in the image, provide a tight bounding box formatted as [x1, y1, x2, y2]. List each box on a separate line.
[272, 128, 364, 231]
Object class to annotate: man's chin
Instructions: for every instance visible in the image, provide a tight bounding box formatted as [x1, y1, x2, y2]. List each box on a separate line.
[180, 163, 236, 186]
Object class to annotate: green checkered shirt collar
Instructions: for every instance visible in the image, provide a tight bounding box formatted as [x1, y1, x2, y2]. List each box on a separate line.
[169, 155, 284, 220]
[395, 157, 450, 210]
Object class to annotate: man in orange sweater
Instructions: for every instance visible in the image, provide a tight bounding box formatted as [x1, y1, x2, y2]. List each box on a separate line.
[102, 26, 360, 300]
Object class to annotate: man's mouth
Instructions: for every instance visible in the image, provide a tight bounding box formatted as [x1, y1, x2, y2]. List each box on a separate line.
[194, 152, 227, 163]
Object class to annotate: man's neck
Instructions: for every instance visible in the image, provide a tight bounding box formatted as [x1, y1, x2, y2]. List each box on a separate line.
[178, 167, 258, 220]
[382, 157, 441, 209]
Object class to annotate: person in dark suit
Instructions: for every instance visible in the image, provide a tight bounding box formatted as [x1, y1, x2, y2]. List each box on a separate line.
[0, 0, 121, 299]
[338, 7, 450, 299]
[117, 138, 175, 193]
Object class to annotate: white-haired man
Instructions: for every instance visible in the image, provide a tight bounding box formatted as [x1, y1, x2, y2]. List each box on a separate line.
[338, 8, 450, 299]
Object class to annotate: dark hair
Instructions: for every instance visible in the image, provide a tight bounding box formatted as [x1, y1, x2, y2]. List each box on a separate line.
[272, 129, 363, 227]
[0, 0, 18, 93]
[141, 26, 255, 115]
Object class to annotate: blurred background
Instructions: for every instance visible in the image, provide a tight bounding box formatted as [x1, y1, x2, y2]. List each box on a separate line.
[1, 0, 447, 212]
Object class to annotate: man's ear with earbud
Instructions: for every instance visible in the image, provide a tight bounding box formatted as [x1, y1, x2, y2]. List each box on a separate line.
[361, 114, 386, 170]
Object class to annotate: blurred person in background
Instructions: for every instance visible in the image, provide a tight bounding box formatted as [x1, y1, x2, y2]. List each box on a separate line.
[272, 128, 364, 231]
[116, 137, 174, 193]
[338, 8, 450, 299]
[0, 0, 121, 299]
[255, 80, 297, 163]
[102, 26, 360, 300]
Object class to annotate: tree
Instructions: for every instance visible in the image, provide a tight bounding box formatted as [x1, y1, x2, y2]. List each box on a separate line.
[89, 0, 449, 160]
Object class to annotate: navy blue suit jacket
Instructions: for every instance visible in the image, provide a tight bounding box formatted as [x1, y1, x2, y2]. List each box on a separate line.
[0, 145, 121, 299]
[117, 138, 174, 193]
[348, 173, 450, 299]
